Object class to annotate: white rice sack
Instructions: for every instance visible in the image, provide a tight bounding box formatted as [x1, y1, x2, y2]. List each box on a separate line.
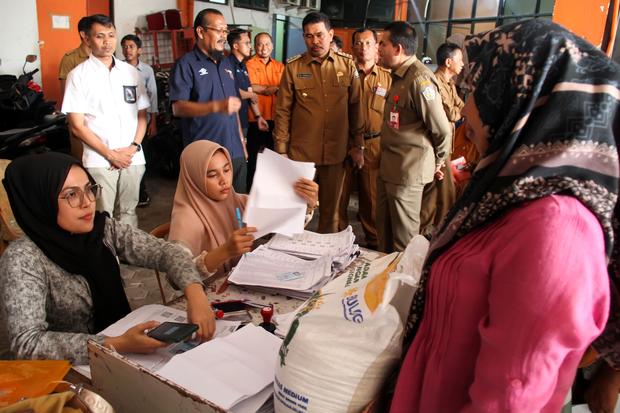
[274, 236, 429, 413]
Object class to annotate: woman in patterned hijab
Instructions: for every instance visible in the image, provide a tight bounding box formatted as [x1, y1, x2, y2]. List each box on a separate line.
[390, 19, 620, 412]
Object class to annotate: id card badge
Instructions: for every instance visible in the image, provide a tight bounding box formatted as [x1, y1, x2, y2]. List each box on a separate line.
[389, 110, 400, 129]
[389, 95, 400, 129]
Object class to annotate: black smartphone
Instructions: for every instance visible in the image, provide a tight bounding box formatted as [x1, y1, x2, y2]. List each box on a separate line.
[146, 322, 198, 344]
[212, 301, 248, 313]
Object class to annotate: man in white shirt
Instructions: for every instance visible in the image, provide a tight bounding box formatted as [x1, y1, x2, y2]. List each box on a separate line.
[121, 34, 158, 207]
[62, 14, 149, 227]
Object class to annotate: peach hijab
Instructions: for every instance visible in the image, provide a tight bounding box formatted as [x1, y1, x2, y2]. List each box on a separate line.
[169, 140, 247, 269]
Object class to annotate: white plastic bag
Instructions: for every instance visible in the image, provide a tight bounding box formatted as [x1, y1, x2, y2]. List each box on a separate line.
[274, 236, 429, 413]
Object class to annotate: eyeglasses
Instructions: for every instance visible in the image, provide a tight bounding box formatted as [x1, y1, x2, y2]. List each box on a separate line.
[59, 183, 102, 208]
[203, 25, 230, 36]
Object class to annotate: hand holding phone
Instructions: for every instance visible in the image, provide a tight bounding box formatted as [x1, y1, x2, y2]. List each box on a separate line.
[146, 322, 198, 344]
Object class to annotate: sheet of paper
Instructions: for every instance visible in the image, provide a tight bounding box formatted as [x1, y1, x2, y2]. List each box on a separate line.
[267, 226, 355, 257]
[244, 149, 315, 238]
[74, 304, 241, 377]
[229, 384, 273, 413]
[229, 245, 332, 291]
[157, 324, 282, 410]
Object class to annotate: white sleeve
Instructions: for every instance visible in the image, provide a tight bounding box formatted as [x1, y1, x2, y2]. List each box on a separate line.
[145, 66, 158, 113]
[60, 69, 86, 114]
[136, 71, 150, 111]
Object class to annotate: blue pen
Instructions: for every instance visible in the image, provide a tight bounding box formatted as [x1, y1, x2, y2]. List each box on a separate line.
[235, 207, 244, 229]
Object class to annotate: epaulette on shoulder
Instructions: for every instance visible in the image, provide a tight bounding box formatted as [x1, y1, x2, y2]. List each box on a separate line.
[287, 54, 303, 63]
[336, 51, 353, 60]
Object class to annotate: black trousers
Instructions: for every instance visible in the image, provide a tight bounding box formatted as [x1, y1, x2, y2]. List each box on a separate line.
[246, 120, 275, 191]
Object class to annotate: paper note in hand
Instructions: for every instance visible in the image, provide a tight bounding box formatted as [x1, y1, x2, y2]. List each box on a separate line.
[244, 149, 315, 238]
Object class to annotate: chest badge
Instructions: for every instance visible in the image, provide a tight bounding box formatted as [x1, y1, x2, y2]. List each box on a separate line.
[123, 86, 137, 104]
[199, 68, 208, 76]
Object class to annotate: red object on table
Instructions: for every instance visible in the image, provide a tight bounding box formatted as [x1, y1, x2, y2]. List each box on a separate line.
[260, 306, 273, 324]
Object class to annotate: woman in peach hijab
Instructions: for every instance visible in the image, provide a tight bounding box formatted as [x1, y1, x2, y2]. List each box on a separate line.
[169, 140, 318, 276]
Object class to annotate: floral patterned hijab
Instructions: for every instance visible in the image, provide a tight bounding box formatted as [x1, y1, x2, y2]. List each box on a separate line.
[405, 19, 620, 352]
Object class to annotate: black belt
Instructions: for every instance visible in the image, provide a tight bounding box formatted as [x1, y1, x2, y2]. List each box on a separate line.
[363, 132, 381, 139]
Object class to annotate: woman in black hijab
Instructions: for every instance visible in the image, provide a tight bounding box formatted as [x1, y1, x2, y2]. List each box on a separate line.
[0, 152, 215, 364]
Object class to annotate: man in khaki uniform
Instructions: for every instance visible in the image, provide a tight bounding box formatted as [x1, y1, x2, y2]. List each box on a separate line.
[338, 28, 391, 249]
[58, 16, 91, 160]
[377, 21, 452, 252]
[419, 42, 465, 235]
[274, 12, 364, 233]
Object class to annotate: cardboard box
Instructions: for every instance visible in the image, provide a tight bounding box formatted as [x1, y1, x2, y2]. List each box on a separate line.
[87, 341, 228, 413]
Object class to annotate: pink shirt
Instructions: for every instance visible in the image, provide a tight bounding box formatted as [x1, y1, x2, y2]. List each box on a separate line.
[391, 195, 610, 413]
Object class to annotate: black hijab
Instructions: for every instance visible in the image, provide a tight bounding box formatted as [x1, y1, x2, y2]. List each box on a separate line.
[3, 152, 130, 331]
[405, 19, 620, 344]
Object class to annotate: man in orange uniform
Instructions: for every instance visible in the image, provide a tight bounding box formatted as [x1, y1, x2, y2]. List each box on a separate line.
[245, 32, 284, 190]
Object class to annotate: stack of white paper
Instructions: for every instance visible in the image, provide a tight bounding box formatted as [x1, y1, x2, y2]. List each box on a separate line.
[244, 149, 316, 239]
[74, 304, 241, 378]
[157, 324, 282, 411]
[228, 245, 333, 299]
[266, 226, 360, 273]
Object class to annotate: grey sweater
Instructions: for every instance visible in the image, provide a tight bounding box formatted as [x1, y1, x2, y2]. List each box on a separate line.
[0, 218, 202, 364]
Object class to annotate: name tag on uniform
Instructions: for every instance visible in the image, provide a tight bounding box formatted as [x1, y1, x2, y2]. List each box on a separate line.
[389, 110, 400, 130]
[297, 73, 312, 79]
[123, 86, 137, 103]
[375, 86, 387, 97]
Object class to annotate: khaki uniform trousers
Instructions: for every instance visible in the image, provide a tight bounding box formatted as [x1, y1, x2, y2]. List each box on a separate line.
[316, 163, 346, 234]
[88, 164, 145, 228]
[419, 162, 456, 236]
[338, 137, 380, 247]
[376, 177, 425, 253]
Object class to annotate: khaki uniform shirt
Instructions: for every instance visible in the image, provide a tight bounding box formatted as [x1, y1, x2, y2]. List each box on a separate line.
[434, 70, 464, 123]
[360, 64, 392, 135]
[380, 55, 452, 185]
[58, 47, 89, 80]
[274, 49, 364, 165]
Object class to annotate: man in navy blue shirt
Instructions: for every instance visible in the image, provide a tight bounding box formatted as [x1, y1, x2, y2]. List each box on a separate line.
[169, 8, 247, 193]
[225, 29, 268, 147]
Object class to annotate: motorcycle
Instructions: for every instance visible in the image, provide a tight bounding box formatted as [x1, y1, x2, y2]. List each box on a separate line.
[0, 55, 69, 159]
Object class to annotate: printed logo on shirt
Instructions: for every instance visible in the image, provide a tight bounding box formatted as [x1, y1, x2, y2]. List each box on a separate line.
[422, 85, 436, 101]
[123, 86, 137, 104]
[224, 68, 234, 80]
[297, 73, 312, 79]
[199, 68, 208, 76]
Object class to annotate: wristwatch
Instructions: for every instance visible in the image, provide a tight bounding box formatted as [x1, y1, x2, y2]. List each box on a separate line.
[131, 141, 142, 152]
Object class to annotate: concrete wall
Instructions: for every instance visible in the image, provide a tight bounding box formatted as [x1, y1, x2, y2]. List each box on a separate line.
[0, 0, 314, 81]
[113, 0, 177, 58]
[0, 0, 42, 83]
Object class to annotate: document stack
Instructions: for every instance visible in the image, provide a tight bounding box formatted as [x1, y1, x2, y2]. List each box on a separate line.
[228, 227, 360, 299]
[266, 225, 360, 273]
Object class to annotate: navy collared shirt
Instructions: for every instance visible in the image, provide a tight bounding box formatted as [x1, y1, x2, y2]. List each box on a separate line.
[224, 53, 251, 129]
[169, 46, 243, 158]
